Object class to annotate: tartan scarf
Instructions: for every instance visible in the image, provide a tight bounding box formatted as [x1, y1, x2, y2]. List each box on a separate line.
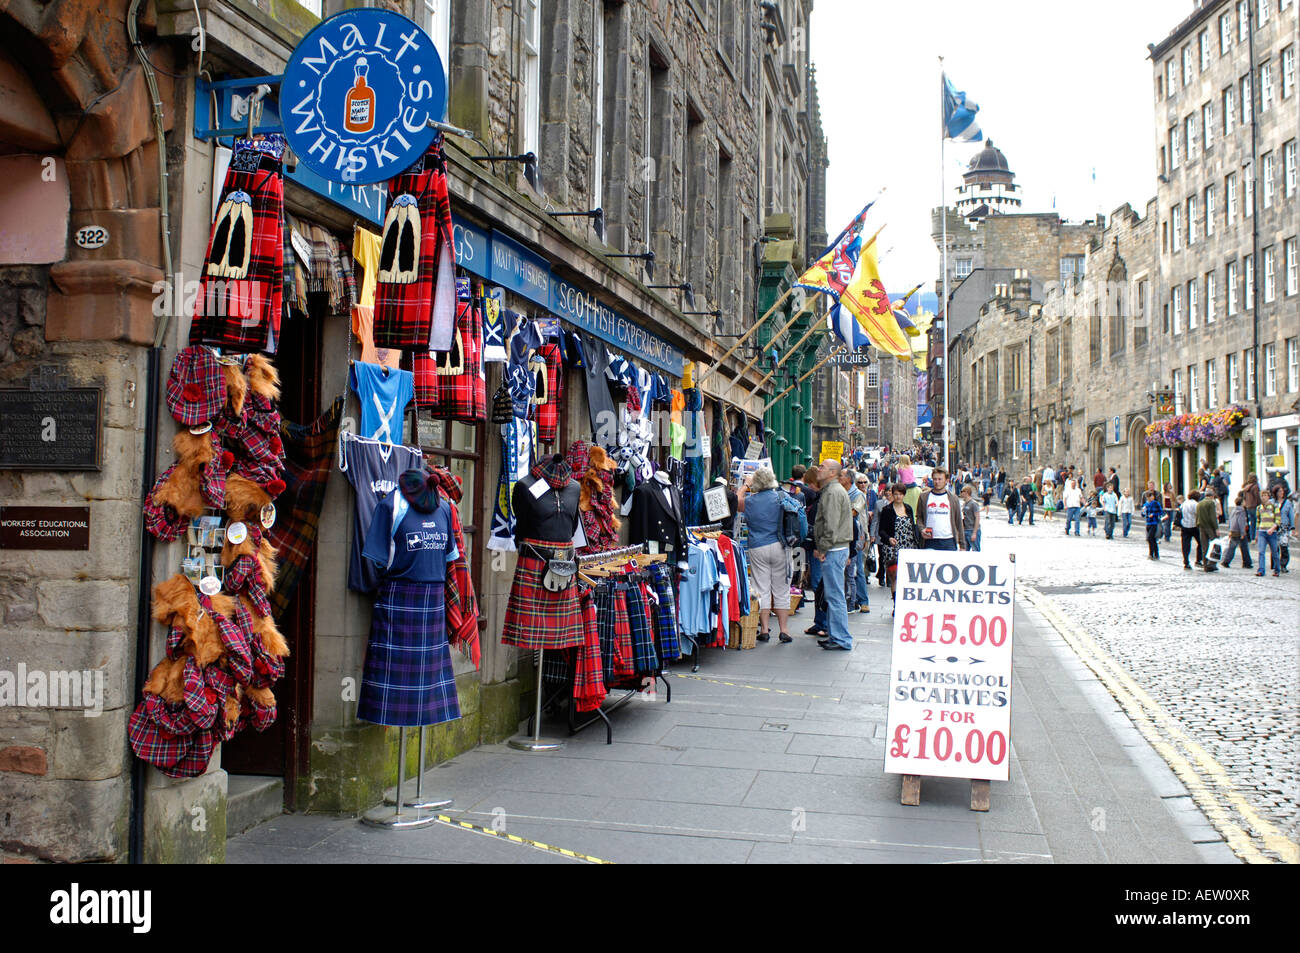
[429, 466, 480, 668]
[267, 397, 343, 619]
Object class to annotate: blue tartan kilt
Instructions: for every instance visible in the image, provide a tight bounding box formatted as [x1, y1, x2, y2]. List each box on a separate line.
[358, 579, 461, 727]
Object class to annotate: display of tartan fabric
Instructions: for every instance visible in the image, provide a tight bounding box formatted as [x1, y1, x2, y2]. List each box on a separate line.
[646, 562, 681, 661]
[501, 541, 587, 650]
[267, 398, 343, 620]
[429, 465, 480, 668]
[373, 140, 456, 351]
[358, 579, 461, 727]
[535, 341, 563, 444]
[413, 298, 486, 421]
[623, 581, 660, 675]
[610, 584, 636, 681]
[189, 137, 285, 353]
[573, 587, 606, 711]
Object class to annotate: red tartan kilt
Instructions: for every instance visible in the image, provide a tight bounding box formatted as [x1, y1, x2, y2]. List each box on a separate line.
[189, 167, 284, 353]
[413, 299, 486, 421]
[374, 166, 453, 349]
[502, 541, 588, 650]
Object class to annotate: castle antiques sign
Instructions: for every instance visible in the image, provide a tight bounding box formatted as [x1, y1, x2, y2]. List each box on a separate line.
[0, 366, 102, 471]
[280, 9, 447, 185]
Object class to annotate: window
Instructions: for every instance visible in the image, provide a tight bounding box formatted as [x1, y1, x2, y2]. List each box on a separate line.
[1263, 151, 1275, 208]
[1259, 0, 1271, 27]
[1205, 184, 1216, 236]
[1188, 195, 1198, 244]
[1167, 59, 1177, 96]
[1207, 359, 1218, 408]
[521, 0, 541, 160]
[1228, 260, 1240, 314]
[955, 258, 972, 279]
[866, 364, 879, 387]
[1188, 278, 1199, 329]
[1239, 0, 1250, 42]
[1135, 279, 1149, 348]
[1263, 245, 1276, 301]
[1287, 337, 1298, 392]
[1172, 284, 1183, 333]
[1245, 348, 1256, 399]
[1244, 165, 1253, 217]
[1285, 140, 1297, 197]
[1229, 352, 1240, 402]
[1245, 253, 1255, 308]
[1169, 126, 1181, 169]
[1171, 205, 1182, 252]
[1286, 237, 1298, 295]
[1223, 86, 1235, 135]
[1284, 45, 1296, 100]
[1261, 61, 1274, 112]
[1242, 73, 1253, 123]
[421, 0, 452, 83]
[1264, 342, 1277, 396]
[1174, 368, 1184, 412]
[1189, 365, 1199, 412]
[1060, 255, 1084, 286]
[1220, 11, 1233, 54]
[1183, 45, 1194, 85]
[1206, 270, 1217, 323]
[867, 400, 880, 428]
[1062, 323, 1072, 380]
[1185, 115, 1197, 161]
[1203, 102, 1215, 149]
[1199, 30, 1211, 71]
[1226, 171, 1238, 220]
[1090, 309, 1102, 364]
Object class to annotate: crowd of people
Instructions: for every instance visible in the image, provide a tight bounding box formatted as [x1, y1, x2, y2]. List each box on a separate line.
[735, 445, 1295, 655]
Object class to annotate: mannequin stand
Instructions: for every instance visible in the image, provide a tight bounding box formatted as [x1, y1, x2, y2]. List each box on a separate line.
[382, 726, 454, 809]
[508, 647, 564, 751]
[361, 727, 440, 829]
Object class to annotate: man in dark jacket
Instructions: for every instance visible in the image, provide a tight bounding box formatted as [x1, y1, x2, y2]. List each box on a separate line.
[1003, 482, 1020, 524]
[1196, 492, 1220, 571]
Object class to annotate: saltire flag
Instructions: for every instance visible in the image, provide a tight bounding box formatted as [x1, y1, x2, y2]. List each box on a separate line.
[942, 73, 982, 142]
[838, 243, 913, 359]
[827, 299, 872, 351]
[794, 203, 874, 300]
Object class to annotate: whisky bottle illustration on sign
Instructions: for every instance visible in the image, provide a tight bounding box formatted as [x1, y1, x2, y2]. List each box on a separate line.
[344, 57, 375, 134]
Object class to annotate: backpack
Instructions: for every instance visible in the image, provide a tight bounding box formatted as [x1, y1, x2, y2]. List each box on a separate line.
[778, 490, 807, 549]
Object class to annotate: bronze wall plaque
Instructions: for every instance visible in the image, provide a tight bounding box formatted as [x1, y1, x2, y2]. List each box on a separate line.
[0, 506, 91, 550]
[0, 387, 103, 470]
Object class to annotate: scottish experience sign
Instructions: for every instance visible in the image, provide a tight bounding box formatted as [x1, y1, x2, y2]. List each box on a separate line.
[281, 9, 446, 185]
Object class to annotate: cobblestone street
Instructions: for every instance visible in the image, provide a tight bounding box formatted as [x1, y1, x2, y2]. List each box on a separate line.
[978, 505, 1299, 863]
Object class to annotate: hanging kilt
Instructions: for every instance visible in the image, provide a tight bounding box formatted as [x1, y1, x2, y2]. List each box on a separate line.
[373, 146, 456, 350]
[358, 579, 461, 727]
[413, 298, 486, 421]
[647, 562, 681, 661]
[189, 142, 284, 353]
[573, 588, 606, 711]
[502, 541, 587, 650]
[535, 342, 563, 444]
[610, 584, 636, 681]
[623, 581, 660, 676]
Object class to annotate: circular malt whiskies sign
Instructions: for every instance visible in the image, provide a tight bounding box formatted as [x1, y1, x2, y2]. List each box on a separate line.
[281, 9, 446, 185]
[884, 550, 1015, 783]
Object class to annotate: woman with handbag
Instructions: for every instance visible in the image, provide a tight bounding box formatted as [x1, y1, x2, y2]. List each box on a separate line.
[877, 483, 918, 610]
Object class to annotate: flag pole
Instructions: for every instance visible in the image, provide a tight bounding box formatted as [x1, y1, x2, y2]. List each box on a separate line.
[762, 346, 840, 412]
[939, 55, 951, 472]
[697, 286, 794, 384]
[748, 319, 829, 396]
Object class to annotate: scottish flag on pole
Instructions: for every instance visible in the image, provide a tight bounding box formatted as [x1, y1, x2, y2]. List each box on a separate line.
[942, 73, 982, 142]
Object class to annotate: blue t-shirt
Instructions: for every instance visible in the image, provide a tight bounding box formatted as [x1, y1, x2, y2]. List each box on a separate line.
[361, 494, 458, 583]
[350, 361, 415, 444]
[1142, 499, 1163, 526]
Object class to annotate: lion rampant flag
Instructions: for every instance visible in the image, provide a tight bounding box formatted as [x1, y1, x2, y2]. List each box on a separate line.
[838, 243, 913, 359]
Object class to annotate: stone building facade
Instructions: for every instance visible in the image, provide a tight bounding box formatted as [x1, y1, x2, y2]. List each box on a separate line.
[0, 0, 827, 863]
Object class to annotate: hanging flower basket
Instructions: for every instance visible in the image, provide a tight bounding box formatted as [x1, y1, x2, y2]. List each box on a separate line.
[1144, 404, 1249, 448]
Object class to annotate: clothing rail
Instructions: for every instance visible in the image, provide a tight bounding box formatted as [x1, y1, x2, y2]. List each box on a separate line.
[577, 544, 646, 566]
[687, 522, 724, 534]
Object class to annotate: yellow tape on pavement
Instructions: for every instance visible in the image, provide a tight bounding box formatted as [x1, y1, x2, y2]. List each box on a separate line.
[1022, 586, 1296, 865]
[432, 814, 613, 864]
[675, 673, 842, 701]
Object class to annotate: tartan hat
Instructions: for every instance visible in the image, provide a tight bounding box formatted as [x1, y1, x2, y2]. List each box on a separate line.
[566, 440, 592, 476]
[166, 346, 226, 426]
[399, 467, 439, 514]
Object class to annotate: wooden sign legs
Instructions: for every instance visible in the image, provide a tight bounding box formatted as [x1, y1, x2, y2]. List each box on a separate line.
[900, 774, 991, 812]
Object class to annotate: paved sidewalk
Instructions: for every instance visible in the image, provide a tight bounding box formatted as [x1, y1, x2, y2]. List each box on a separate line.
[228, 576, 1235, 864]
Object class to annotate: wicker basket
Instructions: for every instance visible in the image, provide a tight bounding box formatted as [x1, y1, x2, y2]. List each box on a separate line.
[789, 590, 803, 613]
[728, 597, 761, 649]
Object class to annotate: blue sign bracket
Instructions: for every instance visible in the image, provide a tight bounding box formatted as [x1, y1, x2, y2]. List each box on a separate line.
[194, 75, 285, 141]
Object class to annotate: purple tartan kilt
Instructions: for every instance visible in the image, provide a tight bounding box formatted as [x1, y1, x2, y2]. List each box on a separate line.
[501, 542, 588, 650]
[358, 579, 461, 727]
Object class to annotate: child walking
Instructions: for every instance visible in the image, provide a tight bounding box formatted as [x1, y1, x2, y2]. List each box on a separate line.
[1142, 490, 1162, 559]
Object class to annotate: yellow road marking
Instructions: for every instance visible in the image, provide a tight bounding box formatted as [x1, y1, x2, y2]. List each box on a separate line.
[1022, 585, 1297, 864]
[432, 814, 613, 864]
[675, 673, 842, 701]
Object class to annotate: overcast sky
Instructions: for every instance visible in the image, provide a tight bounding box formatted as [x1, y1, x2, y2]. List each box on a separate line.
[810, 0, 1192, 289]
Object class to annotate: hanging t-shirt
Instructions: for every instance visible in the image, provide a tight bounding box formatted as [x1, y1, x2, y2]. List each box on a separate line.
[361, 493, 458, 582]
[350, 361, 414, 445]
[340, 433, 424, 592]
[578, 331, 619, 446]
[925, 491, 955, 540]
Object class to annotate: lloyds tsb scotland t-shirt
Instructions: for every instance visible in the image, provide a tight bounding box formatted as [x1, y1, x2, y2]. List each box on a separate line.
[362, 494, 458, 583]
